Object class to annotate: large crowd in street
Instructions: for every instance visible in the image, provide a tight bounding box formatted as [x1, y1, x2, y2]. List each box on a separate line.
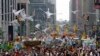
[0, 32, 99, 56]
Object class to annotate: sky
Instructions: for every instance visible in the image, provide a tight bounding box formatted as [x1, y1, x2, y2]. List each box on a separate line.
[56, 0, 70, 22]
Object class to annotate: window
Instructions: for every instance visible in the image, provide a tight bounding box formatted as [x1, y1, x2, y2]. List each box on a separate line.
[1, 0, 3, 20]
[17, 3, 22, 10]
[5, 0, 7, 21]
[8, 0, 9, 21]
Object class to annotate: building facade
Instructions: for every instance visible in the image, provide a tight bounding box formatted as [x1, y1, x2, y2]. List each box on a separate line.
[0, 0, 56, 40]
[81, 0, 96, 34]
[0, 0, 17, 41]
[70, 0, 96, 34]
[28, 0, 56, 34]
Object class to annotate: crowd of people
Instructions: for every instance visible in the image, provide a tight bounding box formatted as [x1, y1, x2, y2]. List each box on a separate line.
[0, 32, 99, 56]
[0, 47, 100, 56]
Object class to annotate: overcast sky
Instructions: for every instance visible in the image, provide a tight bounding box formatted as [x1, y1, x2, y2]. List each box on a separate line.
[56, 0, 70, 22]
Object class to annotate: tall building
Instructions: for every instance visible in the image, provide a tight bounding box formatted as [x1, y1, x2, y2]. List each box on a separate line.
[28, 0, 56, 34]
[69, 0, 81, 26]
[45, 0, 56, 25]
[81, 0, 96, 34]
[17, 0, 29, 37]
[69, 0, 76, 25]
[0, 0, 17, 41]
[70, 0, 96, 33]
[82, 0, 96, 25]
[0, 0, 56, 40]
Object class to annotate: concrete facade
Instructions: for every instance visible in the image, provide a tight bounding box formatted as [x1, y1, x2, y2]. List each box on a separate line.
[28, 0, 56, 33]
[0, 0, 56, 40]
[0, 0, 17, 41]
[70, 0, 96, 33]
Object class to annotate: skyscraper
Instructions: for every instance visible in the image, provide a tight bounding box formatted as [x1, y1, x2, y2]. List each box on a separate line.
[17, 0, 29, 36]
[0, 0, 56, 40]
[0, 0, 17, 41]
[28, 0, 56, 34]
[70, 0, 96, 33]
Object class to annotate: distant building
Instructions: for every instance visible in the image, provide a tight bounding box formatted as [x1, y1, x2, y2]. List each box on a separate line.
[0, 0, 56, 40]
[69, 0, 78, 31]
[28, 0, 56, 33]
[69, 0, 96, 33]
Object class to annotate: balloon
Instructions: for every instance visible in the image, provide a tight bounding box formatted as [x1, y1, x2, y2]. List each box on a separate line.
[35, 24, 40, 29]
[39, 8, 54, 18]
[12, 9, 24, 16]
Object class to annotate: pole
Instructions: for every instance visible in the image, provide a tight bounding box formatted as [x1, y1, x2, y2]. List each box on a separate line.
[26, 1, 29, 37]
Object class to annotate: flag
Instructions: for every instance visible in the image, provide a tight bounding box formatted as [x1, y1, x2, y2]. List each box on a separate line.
[81, 32, 87, 40]
[73, 24, 78, 33]
[48, 23, 52, 33]
[56, 24, 60, 33]
[64, 25, 69, 33]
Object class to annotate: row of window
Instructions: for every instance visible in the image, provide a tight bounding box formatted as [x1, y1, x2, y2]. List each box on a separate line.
[1, 0, 17, 22]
